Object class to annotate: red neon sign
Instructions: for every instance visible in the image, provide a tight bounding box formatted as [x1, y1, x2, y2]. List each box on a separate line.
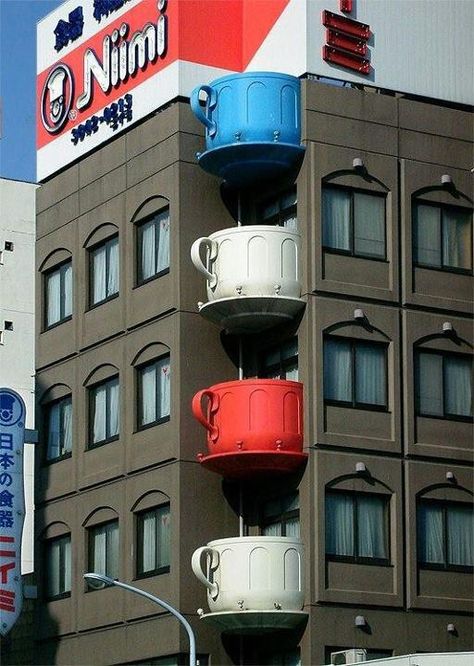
[322, 45, 370, 75]
[322, 10, 370, 39]
[326, 29, 367, 56]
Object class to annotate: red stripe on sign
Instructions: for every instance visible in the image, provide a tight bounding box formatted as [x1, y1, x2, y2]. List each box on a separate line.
[37, 0, 290, 150]
[37, 0, 180, 149]
[0, 590, 15, 612]
[0, 551, 15, 557]
[0, 537, 14, 543]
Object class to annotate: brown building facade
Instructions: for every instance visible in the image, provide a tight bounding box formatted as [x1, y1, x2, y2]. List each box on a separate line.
[30, 78, 473, 665]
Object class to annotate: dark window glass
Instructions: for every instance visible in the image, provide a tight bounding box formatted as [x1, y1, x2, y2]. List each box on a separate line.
[261, 492, 300, 537]
[325, 491, 390, 563]
[414, 202, 472, 272]
[89, 376, 119, 447]
[137, 207, 170, 284]
[324, 337, 387, 409]
[137, 356, 171, 428]
[260, 338, 298, 380]
[136, 504, 171, 577]
[417, 500, 473, 570]
[258, 648, 301, 665]
[46, 396, 72, 461]
[88, 520, 119, 581]
[45, 260, 72, 327]
[259, 188, 297, 229]
[45, 534, 71, 599]
[322, 187, 386, 259]
[416, 351, 472, 420]
[89, 236, 119, 306]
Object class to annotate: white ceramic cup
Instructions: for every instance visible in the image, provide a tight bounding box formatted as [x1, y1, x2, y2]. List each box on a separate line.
[191, 536, 304, 613]
[190, 225, 300, 302]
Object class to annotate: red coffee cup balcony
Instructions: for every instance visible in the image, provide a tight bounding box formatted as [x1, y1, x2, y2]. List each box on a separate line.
[192, 379, 307, 478]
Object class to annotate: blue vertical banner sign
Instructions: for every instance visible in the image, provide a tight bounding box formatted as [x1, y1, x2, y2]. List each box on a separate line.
[0, 389, 26, 637]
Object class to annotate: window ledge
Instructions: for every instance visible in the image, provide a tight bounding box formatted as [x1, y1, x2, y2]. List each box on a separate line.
[87, 293, 119, 311]
[86, 435, 119, 451]
[44, 451, 72, 466]
[325, 400, 390, 413]
[135, 566, 170, 580]
[45, 592, 71, 602]
[43, 315, 73, 333]
[416, 413, 473, 423]
[327, 555, 392, 567]
[134, 268, 170, 289]
[323, 247, 389, 263]
[418, 563, 473, 573]
[414, 263, 473, 276]
[135, 415, 170, 433]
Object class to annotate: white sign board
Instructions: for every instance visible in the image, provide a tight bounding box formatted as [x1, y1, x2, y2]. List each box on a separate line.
[37, 0, 473, 181]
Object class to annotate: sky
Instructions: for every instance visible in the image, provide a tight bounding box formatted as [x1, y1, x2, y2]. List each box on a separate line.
[0, 0, 62, 183]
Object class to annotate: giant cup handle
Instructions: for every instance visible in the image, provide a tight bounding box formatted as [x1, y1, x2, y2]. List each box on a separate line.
[192, 389, 219, 442]
[191, 547, 219, 599]
[190, 237, 218, 288]
[190, 84, 217, 137]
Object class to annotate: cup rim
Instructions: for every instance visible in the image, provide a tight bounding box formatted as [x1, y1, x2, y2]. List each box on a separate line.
[204, 536, 303, 547]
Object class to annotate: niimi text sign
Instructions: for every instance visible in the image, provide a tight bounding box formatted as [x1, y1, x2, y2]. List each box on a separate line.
[0, 389, 26, 637]
[37, 0, 473, 181]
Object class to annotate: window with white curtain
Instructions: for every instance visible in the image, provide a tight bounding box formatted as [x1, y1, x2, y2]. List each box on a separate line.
[137, 356, 171, 428]
[137, 207, 170, 284]
[45, 534, 71, 599]
[260, 338, 298, 381]
[88, 520, 119, 581]
[45, 260, 72, 328]
[136, 504, 171, 577]
[325, 491, 389, 563]
[322, 186, 386, 259]
[89, 236, 119, 306]
[414, 201, 472, 272]
[259, 188, 297, 229]
[46, 396, 72, 461]
[416, 351, 472, 420]
[418, 501, 473, 570]
[324, 337, 387, 409]
[261, 492, 300, 537]
[89, 376, 119, 446]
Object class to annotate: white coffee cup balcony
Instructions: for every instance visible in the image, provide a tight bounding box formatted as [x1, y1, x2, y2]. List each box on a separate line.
[191, 536, 304, 614]
[190, 225, 301, 302]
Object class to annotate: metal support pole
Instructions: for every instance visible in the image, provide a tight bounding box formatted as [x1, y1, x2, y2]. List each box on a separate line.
[84, 573, 196, 666]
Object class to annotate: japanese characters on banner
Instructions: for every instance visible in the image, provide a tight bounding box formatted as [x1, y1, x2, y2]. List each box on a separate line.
[0, 389, 26, 637]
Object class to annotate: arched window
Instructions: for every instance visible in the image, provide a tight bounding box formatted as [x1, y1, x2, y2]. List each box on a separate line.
[133, 197, 170, 286]
[325, 476, 392, 565]
[40, 249, 73, 329]
[413, 199, 472, 273]
[41, 522, 72, 600]
[84, 364, 120, 448]
[132, 491, 171, 578]
[84, 223, 119, 308]
[133, 343, 171, 429]
[417, 487, 473, 571]
[83, 508, 120, 583]
[40, 384, 73, 462]
[323, 322, 390, 411]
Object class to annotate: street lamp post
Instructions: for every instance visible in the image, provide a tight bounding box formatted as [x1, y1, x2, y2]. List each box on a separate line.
[83, 573, 196, 666]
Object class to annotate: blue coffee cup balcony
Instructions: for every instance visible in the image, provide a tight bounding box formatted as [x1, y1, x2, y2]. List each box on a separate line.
[190, 71, 305, 184]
